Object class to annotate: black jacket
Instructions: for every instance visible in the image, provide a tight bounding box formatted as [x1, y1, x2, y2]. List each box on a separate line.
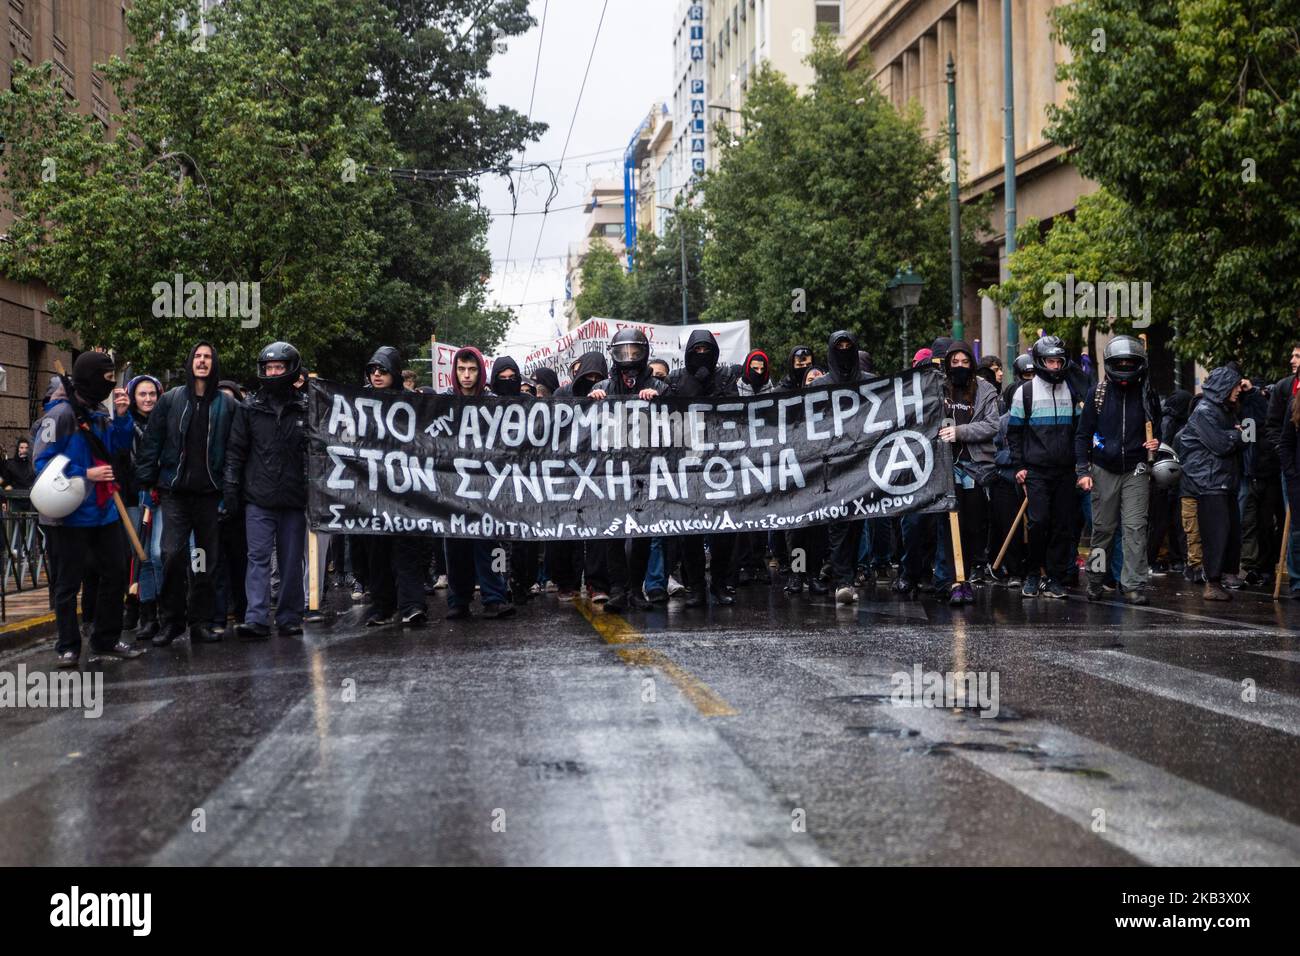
[1238, 383, 1275, 479]
[668, 328, 737, 397]
[1179, 367, 1243, 497]
[595, 365, 666, 397]
[1161, 389, 1192, 446]
[223, 386, 309, 510]
[777, 345, 812, 391]
[826, 330, 862, 385]
[135, 342, 234, 493]
[2, 439, 35, 490]
[1265, 374, 1296, 473]
[1074, 378, 1162, 476]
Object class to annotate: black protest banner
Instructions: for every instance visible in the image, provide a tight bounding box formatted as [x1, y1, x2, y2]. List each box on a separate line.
[307, 369, 955, 541]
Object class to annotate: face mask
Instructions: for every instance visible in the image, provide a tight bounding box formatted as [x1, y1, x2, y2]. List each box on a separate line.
[832, 346, 856, 372]
[494, 376, 521, 397]
[949, 366, 972, 388]
[72, 352, 116, 404]
[686, 349, 715, 376]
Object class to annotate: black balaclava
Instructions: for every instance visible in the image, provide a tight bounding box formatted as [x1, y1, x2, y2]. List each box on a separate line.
[72, 351, 116, 405]
[491, 356, 523, 397]
[827, 330, 860, 383]
[742, 349, 770, 390]
[944, 340, 976, 390]
[684, 328, 720, 385]
[533, 367, 560, 395]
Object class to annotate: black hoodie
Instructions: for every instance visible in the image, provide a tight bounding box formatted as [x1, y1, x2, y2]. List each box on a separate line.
[556, 351, 608, 398]
[490, 356, 528, 398]
[367, 346, 403, 383]
[136, 341, 233, 493]
[2, 438, 34, 490]
[778, 345, 814, 391]
[669, 328, 736, 397]
[827, 330, 862, 385]
[532, 367, 560, 396]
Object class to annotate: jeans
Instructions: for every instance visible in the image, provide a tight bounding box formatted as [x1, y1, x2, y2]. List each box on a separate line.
[445, 538, 509, 608]
[644, 537, 667, 592]
[126, 501, 164, 603]
[244, 504, 306, 627]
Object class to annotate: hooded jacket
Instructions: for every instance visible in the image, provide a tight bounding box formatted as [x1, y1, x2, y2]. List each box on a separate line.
[1161, 389, 1192, 446]
[118, 374, 163, 501]
[556, 351, 609, 398]
[32, 374, 134, 527]
[135, 342, 233, 493]
[737, 349, 775, 396]
[367, 345, 403, 382]
[943, 341, 999, 468]
[1073, 373, 1162, 477]
[223, 372, 309, 511]
[1237, 381, 1274, 479]
[532, 367, 560, 396]
[1179, 366, 1244, 497]
[826, 330, 862, 385]
[441, 346, 487, 396]
[668, 328, 736, 397]
[777, 345, 814, 391]
[490, 356, 530, 399]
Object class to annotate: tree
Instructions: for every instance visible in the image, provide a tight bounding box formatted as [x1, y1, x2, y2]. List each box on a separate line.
[1045, 0, 1300, 372]
[632, 201, 709, 325]
[699, 33, 988, 369]
[573, 243, 633, 322]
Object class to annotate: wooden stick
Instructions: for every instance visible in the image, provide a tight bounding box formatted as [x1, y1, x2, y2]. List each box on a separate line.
[53, 360, 147, 562]
[993, 495, 1029, 571]
[307, 372, 320, 611]
[1274, 505, 1291, 600]
[948, 510, 966, 583]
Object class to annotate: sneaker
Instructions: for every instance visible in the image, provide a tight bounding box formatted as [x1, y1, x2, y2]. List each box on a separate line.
[93, 640, 145, 659]
[1183, 564, 1204, 583]
[783, 574, 804, 595]
[1006, 576, 1023, 590]
[590, 591, 610, 604]
[1101, 578, 1118, 592]
[277, 623, 304, 637]
[56, 650, 79, 669]
[1086, 582, 1105, 602]
[1202, 581, 1231, 601]
[557, 589, 578, 602]
[545, 581, 558, 593]
[1043, 581, 1068, 599]
[961, 583, 976, 604]
[153, 622, 186, 647]
[835, 586, 857, 605]
[1124, 589, 1149, 606]
[433, 575, 448, 590]
[808, 578, 829, 595]
[1222, 573, 1244, 590]
[482, 603, 516, 619]
[351, 588, 365, 603]
[948, 585, 964, 607]
[401, 608, 428, 626]
[303, 610, 327, 624]
[236, 622, 271, 641]
[1149, 562, 1169, 578]
[666, 576, 686, 597]
[529, 582, 541, 595]
[445, 605, 470, 620]
[364, 611, 394, 627]
[644, 587, 668, 604]
[710, 590, 735, 607]
[1021, 576, 1041, 598]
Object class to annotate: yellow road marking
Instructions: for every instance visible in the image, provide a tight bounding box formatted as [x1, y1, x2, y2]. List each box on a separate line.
[0, 611, 57, 635]
[574, 599, 738, 718]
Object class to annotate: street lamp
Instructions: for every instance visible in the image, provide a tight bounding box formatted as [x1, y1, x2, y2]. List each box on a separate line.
[657, 204, 690, 325]
[886, 266, 925, 369]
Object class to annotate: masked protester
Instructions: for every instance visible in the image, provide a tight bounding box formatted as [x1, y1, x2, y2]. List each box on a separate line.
[1180, 367, 1246, 601]
[588, 329, 665, 612]
[490, 356, 541, 602]
[737, 349, 774, 396]
[1075, 336, 1162, 605]
[667, 329, 738, 606]
[224, 343, 310, 639]
[1006, 336, 1085, 599]
[135, 341, 235, 645]
[33, 352, 142, 667]
[121, 374, 164, 640]
[355, 346, 433, 626]
[784, 364, 832, 596]
[532, 367, 560, 399]
[778, 345, 815, 391]
[555, 351, 608, 399]
[441, 346, 515, 620]
[824, 331, 872, 602]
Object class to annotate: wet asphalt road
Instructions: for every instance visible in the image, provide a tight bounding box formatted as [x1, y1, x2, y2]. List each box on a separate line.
[1, 570, 1298, 866]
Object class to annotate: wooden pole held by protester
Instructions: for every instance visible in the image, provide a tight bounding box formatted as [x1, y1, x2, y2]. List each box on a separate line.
[53, 360, 147, 563]
[994, 496, 1029, 571]
[307, 372, 321, 611]
[1274, 506, 1291, 600]
[948, 510, 966, 583]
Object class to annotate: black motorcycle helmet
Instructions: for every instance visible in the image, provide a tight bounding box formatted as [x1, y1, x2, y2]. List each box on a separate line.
[1030, 335, 1068, 384]
[257, 341, 302, 390]
[1012, 353, 1034, 380]
[609, 328, 650, 375]
[1103, 334, 1148, 386]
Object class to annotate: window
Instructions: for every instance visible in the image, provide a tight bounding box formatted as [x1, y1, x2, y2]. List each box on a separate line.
[598, 223, 623, 238]
[815, 1, 843, 34]
[733, 5, 739, 31]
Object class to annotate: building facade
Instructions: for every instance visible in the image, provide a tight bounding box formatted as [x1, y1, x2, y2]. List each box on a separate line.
[661, 0, 708, 218]
[2, 0, 134, 452]
[563, 179, 626, 329]
[841, 0, 1099, 362]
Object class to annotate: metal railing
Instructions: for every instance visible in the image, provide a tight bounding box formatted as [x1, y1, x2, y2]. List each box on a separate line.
[2, 490, 50, 622]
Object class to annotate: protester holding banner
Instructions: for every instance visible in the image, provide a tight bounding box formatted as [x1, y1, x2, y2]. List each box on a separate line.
[669, 329, 739, 607]
[442, 346, 515, 620]
[491, 356, 541, 603]
[825, 330, 871, 604]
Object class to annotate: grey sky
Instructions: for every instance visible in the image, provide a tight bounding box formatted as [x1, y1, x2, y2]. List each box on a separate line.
[477, 0, 672, 356]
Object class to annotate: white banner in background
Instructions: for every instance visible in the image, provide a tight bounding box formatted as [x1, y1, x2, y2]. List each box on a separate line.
[432, 318, 751, 390]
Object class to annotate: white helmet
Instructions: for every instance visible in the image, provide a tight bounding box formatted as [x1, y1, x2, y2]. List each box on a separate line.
[30, 454, 90, 519]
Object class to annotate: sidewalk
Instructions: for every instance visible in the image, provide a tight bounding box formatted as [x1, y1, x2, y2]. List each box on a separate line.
[0, 584, 56, 643]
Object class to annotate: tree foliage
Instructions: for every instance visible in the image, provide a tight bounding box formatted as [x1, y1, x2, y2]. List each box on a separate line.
[699, 33, 988, 370]
[1044, 0, 1300, 372]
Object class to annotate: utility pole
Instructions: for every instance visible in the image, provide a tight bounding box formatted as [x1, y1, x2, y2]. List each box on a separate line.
[946, 54, 962, 342]
[1002, 0, 1018, 367]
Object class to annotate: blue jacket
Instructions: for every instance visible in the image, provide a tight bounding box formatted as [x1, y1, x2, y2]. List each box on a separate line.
[32, 382, 134, 527]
